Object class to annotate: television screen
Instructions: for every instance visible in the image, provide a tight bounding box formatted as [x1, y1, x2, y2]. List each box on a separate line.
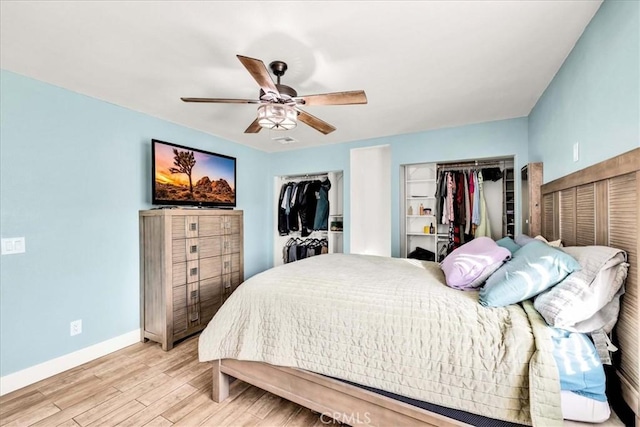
[152, 139, 236, 207]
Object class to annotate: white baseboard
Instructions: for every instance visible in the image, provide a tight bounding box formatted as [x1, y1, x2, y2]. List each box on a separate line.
[0, 329, 140, 396]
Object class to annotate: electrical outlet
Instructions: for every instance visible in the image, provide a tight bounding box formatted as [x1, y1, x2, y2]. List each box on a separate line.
[573, 142, 579, 162]
[70, 319, 82, 336]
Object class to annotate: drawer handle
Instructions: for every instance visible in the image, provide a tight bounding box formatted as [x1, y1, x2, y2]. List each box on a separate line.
[190, 290, 198, 299]
[190, 245, 198, 254]
[190, 311, 199, 322]
[224, 242, 229, 249]
[224, 261, 230, 268]
[190, 267, 198, 276]
[190, 223, 197, 231]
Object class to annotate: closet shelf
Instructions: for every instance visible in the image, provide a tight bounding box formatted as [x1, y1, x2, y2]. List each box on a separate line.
[407, 233, 438, 236]
[407, 196, 436, 200]
[407, 215, 436, 218]
[406, 179, 436, 183]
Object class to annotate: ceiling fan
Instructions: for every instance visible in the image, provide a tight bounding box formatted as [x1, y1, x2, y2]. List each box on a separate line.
[181, 55, 367, 135]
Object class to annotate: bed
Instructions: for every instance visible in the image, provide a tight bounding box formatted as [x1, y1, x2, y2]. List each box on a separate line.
[198, 148, 639, 427]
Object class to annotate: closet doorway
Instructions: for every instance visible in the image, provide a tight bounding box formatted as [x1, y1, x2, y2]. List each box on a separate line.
[400, 156, 515, 260]
[273, 170, 344, 267]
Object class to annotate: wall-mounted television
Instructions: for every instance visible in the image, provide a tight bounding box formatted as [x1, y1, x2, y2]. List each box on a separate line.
[152, 139, 236, 208]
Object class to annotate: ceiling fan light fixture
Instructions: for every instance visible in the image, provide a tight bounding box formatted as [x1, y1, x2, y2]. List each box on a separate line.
[257, 104, 297, 131]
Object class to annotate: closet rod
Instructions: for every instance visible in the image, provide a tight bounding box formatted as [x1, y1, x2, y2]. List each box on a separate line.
[437, 161, 507, 171]
[281, 173, 328, 180]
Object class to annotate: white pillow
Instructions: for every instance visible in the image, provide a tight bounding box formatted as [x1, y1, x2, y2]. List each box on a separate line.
[534, 235, 563, 248]
[534, 246, 628, 333]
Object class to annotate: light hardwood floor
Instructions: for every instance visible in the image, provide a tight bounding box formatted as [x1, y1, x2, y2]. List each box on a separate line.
[0, 335, 626, 427]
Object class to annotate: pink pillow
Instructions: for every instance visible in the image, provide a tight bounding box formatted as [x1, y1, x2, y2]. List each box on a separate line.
[440, 237, 511, 290]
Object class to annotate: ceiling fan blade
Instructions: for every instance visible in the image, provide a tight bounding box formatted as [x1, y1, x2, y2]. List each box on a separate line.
[296, 90, 367, 106]
[244, 118, 262, 134]
[297, 109, 336, 135]
[236, 55, 280, 98]
[181, 97, 262, 104]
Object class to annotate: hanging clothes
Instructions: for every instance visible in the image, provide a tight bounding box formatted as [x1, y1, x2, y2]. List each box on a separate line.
[277, 178, 331, 235]
[472, 171, 481, 226]
[474, 171, 492, 237]
[313, 178, 331, 230]
[302, 180, 321, 235]
[481, 167, 503, 182]
[287, 183, 301, 232]
[278, 183, 292, 236]
[468, 171, 475, 226]
[463, 171, 471, 235]
[282, 238, 328, 264]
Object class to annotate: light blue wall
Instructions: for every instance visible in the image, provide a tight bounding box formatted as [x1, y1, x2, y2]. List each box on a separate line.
[269, 117, 529, 259]
[529, 0, 639, 182]
[0, 70, 271, 376]
[1, 0, 634, 382]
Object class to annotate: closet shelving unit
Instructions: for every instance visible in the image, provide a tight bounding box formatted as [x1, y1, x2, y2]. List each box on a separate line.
[401, 163, 442, 259]
[503, 167, 515, 238]
[327, 171, 344, 255]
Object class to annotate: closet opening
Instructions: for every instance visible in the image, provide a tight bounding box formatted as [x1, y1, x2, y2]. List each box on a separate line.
[273, 170, 343, 267]
[400, 157, 515, 261]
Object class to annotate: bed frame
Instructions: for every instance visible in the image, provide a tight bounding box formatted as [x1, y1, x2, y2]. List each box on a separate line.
[211, 148, 640, 427]
[540, 147, 639, 425]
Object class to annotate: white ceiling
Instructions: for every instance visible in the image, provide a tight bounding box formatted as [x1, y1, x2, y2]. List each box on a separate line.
[0, 1, 602, 153]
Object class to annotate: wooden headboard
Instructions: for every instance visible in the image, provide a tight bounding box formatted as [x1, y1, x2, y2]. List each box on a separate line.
[540, 147, 640, 420]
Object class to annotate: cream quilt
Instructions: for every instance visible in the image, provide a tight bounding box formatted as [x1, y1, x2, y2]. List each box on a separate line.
[199, 254, 562, 426]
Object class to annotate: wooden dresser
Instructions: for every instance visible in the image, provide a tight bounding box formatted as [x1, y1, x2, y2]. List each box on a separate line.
[139, 208, 243, 350]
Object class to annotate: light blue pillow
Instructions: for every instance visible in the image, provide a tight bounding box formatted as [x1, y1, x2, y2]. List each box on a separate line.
[479, 240, 581, 307]
[495, 237, 521, 255]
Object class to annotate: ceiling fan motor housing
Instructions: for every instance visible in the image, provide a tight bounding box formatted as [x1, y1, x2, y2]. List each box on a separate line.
[260, 84, 297, 101]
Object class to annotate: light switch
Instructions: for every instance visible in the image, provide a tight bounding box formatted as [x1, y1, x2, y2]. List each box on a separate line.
[1, 237, 26, 255]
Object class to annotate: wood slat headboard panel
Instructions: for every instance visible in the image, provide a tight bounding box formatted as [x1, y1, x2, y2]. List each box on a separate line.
[560, 187, 577, 246]
[576, 184, 595, 246]
[541, 148, 640, 418]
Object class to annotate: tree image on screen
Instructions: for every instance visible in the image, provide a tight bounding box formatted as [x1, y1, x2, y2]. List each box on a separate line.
[155, 145, 235, 205]
[169, 149, 196, 195]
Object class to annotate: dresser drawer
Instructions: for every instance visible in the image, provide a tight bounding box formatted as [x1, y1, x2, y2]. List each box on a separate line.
[221, 253, 241, 274]
[171, 238, 199, 263]
[172, 216, 200, 239]
[219, 215, 240, 235]
[221, 234, 241, 255]
[172, 237, 222, 263]
[222, 271, 242, 290]
[198, 237, 222, 258]
[173, 305, 187, 334]
[172, 261, 199, 286]
[199, 256, 223, 280]
[230, 271, 241, 291]
[200, 276, 222, 303]
[200, 298, 222, 325]
[173, 285, 187, 308]
[199, 216, 223, 236]
[172, 256, 224, 286]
